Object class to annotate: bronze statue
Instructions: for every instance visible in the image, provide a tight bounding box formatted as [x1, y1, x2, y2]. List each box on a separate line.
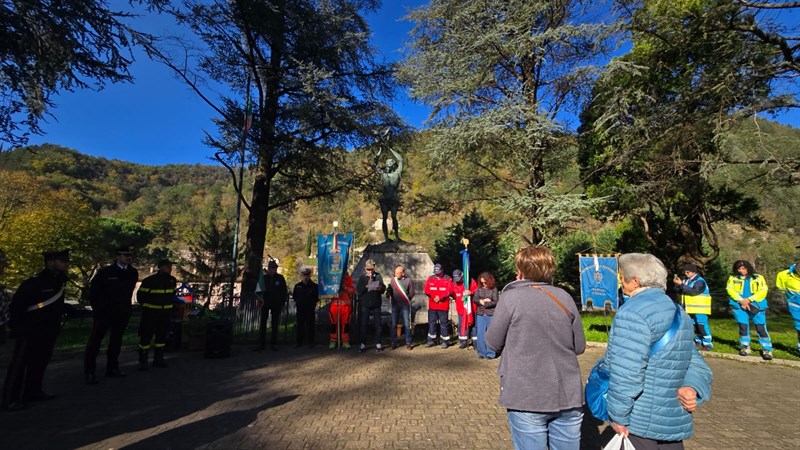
[374, 130, 403, 242]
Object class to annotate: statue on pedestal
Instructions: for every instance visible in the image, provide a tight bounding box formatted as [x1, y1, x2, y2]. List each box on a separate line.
[374, 130, 403, 242]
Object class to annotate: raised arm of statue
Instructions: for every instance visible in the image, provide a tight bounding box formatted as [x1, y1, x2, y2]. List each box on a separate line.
[388, 147, 403, 175]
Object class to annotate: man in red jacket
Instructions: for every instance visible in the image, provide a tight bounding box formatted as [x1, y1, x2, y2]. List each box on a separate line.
[424, 263, 452, 348]
[451, 269, 478, 349]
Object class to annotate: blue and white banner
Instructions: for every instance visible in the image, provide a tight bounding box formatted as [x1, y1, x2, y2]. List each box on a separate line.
[579, 254, 620, 310]
[317, 233, 353, 298]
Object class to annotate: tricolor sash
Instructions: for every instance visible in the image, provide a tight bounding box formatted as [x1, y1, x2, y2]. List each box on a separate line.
[391, 277, 410, 305]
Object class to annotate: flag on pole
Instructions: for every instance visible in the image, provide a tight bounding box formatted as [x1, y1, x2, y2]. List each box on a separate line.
[460, 238, 474, 332]
[255, 267, 266, 309]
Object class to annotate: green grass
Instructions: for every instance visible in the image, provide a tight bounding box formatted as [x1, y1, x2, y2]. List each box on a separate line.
[56, 314, 142, 351]
[580, 312, 800, 361]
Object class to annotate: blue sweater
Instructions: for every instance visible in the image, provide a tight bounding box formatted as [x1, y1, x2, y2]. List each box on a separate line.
[606, 288, 713, 441]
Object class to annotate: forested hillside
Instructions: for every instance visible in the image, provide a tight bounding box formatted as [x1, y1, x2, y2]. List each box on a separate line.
[0, 117, 797, 307]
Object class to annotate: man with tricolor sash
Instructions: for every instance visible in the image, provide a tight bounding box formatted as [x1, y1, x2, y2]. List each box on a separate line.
[776, 258, 800, 354]
[673, 263, 713, 350]
[386, 265, 415, 350]
[2, 249, 69, 411]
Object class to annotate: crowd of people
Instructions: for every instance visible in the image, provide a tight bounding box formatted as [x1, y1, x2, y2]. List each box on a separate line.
[1, 242, 798, 450]
[0, 246, 178, 411]
[672, 256, 800, 361]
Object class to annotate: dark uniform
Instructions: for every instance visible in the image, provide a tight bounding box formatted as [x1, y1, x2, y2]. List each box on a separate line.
[259, 262, 288, 350]
[136, 268, 177, 369]
[2, 250, 68, 410]
[84, 254, 138, 381]
[292, 273, 318, 346]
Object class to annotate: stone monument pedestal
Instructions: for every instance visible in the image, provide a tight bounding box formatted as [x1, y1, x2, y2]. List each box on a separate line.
[353, 241, 435, 324]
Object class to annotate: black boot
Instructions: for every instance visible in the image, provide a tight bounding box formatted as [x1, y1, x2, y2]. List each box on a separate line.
[138, 349, 149, 371]
[153, 348, 168, 368]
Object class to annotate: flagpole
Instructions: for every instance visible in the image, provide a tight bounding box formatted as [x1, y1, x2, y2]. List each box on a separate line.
[460, 237, 471, 341]
[230, 75, 252, 311]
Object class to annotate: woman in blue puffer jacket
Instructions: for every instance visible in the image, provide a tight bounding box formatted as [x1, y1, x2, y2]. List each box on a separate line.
[606, 253, 713, 449]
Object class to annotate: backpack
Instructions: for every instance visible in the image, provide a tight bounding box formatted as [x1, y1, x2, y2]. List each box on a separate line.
[585, 304, 682, 422]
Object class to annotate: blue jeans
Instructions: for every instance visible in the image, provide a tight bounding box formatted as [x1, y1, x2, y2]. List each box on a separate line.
[391, 303, 412, 345]
[507, 408, 583, 450]
[475, 314, 495, 358]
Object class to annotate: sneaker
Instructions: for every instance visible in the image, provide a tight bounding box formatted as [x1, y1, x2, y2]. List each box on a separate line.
[406, 344, 413, 350]
[329, 342, 336, 350]
[376, 343, 384, 352]
[424, 341, 435, 348]
[359, 343, 366, 353]
[739, 346, 751, 356]
[762, 350, 773, 361]
[702, 345, 713, 351]
[440, 342, 449, 349]
[458, 342, 468, 349]
[391, 343, 398, 350]
[343, 342, 351, 350]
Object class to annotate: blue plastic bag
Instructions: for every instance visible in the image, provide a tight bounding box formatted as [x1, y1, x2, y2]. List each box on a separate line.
[586, 356, 610, 421]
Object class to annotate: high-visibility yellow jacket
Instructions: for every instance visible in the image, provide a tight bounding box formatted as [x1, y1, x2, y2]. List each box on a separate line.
[776, 265, 800, 309]
[677, 275, 711, 315]
[726, 274, 768, 304]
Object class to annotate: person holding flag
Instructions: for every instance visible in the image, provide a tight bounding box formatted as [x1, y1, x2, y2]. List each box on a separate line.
[386, 265, 415, 350]
[451, 269, 478, 349]
[473, 272, 500, 359]
[256, 259, 288, 351]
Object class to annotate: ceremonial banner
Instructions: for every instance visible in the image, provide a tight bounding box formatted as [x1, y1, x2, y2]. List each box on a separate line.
[579, 254, 620, 310]
[317, 233, 354, 298]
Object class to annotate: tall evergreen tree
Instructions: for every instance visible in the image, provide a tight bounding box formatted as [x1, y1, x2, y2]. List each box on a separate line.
[146, 0, 402, 301]
[398, 0, 612, 244]
[578, 0, 798, 269]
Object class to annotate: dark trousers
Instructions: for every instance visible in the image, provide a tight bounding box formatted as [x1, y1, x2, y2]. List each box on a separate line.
[2, 328, 59, 406]
[627, 434, 684, 450]
[359, 305, 382, 345]
[427, 309, 450, 343]
[295, 305, 315, 345]
[258, 304, 281, 349]
[84, 312, 131, 374]
[138, 309, 170, 349]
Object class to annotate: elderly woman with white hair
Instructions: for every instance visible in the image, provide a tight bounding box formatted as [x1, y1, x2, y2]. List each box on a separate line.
[606, 253, 713, 450]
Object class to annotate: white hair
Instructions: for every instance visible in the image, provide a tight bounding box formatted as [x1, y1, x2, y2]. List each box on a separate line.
[618, 253, 668, 290]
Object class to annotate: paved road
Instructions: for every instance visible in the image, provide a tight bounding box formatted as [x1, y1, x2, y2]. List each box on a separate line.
[1, 342, 798, 449]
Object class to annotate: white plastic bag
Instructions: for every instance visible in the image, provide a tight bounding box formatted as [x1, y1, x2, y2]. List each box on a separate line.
[603, 433, 637, 450]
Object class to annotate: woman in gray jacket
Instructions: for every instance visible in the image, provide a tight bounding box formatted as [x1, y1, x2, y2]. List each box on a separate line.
[486, 246, 585, 450]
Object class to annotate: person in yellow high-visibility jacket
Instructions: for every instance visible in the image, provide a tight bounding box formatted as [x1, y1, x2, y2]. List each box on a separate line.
[726, 260, 772, 360]
[776, 261, 800, 354]
[673, 263, 713, 350]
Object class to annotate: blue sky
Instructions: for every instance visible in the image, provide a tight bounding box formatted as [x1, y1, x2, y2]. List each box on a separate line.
[25, 1, 799, 166]
[26, 1, 429, 166]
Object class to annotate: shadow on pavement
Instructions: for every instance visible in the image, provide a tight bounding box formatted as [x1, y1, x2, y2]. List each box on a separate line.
[120, 395, 300, 449]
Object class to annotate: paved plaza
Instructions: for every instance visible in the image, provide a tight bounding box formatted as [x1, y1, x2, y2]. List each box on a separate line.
[1, 341, 799, 449]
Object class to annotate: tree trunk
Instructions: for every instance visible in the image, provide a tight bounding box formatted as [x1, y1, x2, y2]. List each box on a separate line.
[241, 164, 271, 305]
